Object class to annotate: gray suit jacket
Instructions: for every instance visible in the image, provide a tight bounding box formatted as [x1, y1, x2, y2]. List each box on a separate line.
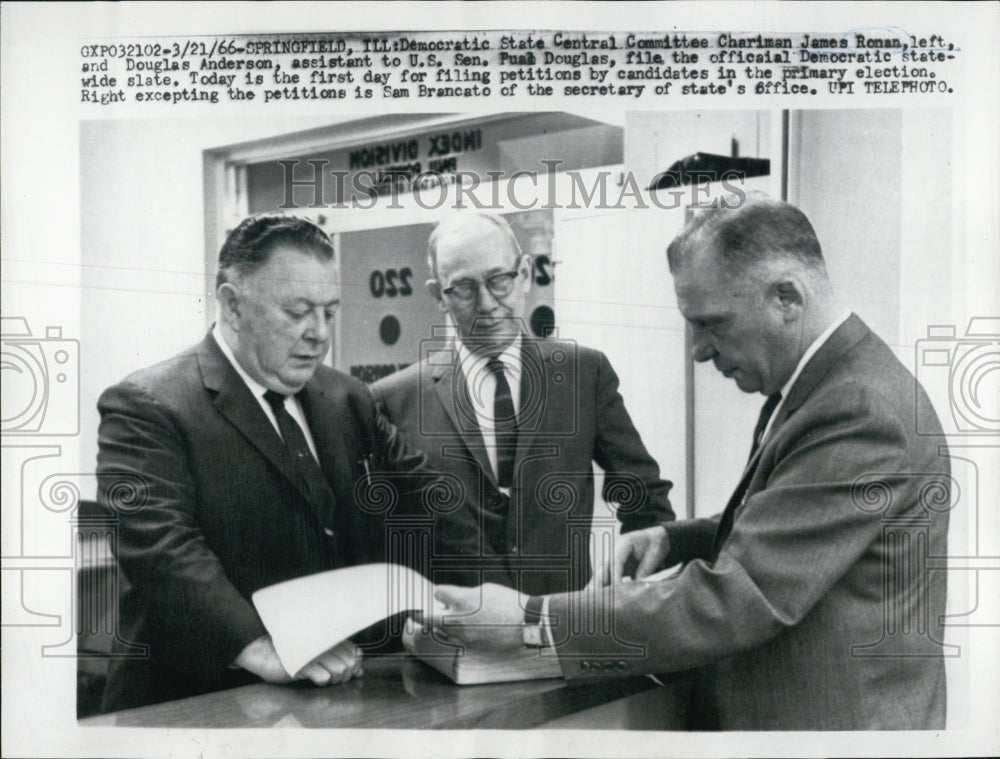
[549, 315, 951, 730]
[372, 337, 675, 595]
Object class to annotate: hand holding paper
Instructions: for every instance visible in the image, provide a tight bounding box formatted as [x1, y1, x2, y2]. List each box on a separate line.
[232, 634, 296, 684]
[296, 639, 363, 685]
[252, 563, 435, 676]
[234, 634, 362, 686]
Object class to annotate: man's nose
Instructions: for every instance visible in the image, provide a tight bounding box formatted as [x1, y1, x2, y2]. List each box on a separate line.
[691, 332, 716, 362]
[305, 309, 331, 342]
[476, 281, 501, 310]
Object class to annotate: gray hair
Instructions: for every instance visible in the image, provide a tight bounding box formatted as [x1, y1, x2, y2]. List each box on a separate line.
[667, 193, 826, 277]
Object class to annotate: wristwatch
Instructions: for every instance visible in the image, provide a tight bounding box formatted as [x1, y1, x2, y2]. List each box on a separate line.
[522, 595, 547, 647]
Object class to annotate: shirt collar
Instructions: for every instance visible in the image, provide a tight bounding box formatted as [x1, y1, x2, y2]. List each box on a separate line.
[212, 323, 270, 400]
[457, 333, 523, 379]
[779, 310, 853, 400]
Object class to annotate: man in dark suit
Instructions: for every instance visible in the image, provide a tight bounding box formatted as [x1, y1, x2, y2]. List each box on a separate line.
[372, 211, 674, 596]
[432, 197, 951, 730]
[96, 214, 436, 712]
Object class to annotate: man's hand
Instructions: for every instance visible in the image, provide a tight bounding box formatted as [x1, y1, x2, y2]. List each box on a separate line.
[429, 583, 527, 651]
[296, 638, 364, 685]
[233, 635, 362, 686]
[595, 525, 671, 586]
[233, 635, 293, 683]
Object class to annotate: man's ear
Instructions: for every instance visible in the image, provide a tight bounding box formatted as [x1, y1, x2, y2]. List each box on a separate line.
[772, 279, 804, 321]
[217, 282, 242, 328]
[426, 279, 445, 308]
[518, 254, 533, 295]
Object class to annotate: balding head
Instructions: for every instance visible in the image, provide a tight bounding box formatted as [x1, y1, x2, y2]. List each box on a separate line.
[668, 195, 842, 396]
[425, 211, 531, 355]
[667, 193, 827, 281]
[426, 211, 523, 279]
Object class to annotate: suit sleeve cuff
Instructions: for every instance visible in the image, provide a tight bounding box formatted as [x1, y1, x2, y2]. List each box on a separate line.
[661, 517, 719, 566]
[220, 605, 270, 671]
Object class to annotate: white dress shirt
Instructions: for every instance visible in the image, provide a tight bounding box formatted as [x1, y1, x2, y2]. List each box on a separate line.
[456, 334, 523, 492]
[759, 310, 853, 446]
[212, 324, 320, 462]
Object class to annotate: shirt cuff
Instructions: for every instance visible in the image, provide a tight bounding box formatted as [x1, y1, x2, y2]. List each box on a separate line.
[541, 595, 555, 648]
[523, 595, 556, 649]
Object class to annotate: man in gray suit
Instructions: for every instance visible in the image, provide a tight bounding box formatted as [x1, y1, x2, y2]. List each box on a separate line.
[432, 196, 951, 730]
[372, 211, 674, 596]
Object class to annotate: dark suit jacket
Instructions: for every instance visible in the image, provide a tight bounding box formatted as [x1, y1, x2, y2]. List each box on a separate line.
[96, 333, 432, 712]
[549, 315, 951, 730]
[371, 338, 675, 596]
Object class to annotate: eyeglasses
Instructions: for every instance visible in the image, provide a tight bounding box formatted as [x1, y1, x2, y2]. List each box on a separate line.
[440, 270, 520, 304]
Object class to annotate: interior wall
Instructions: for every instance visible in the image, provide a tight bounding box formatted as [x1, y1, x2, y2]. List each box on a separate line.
[626, 110, 772, 189]
[789, 108, 953, 367]
[553, 201, 690, 523]
[790, 110, 904, 347]
[78, 117, 337, 482]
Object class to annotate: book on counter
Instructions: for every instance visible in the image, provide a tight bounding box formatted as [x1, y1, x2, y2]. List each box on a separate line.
[402, 618, 562, 685]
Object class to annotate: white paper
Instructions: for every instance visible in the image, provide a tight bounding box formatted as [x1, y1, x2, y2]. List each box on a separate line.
[1, 1, 998, 757]
[252, 563, 434, 676]
[638, 563, 684, 584]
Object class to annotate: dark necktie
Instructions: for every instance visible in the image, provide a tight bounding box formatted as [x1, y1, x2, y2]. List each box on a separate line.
[263, 390, 337, 517]
[748, 392, 782, 462]
[486, 356, 517, 488]
[712, 393, 783, 560]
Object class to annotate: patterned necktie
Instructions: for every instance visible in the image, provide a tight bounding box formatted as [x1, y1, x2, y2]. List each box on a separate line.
[486, 356, 517, 488]
[263, 390, 337, 517]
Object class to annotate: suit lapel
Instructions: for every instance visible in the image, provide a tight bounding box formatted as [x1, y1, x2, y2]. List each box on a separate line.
[734, 314, 869, 480]
[771, 313, 869, 431]
[297, 380, 349, 496]
[711, 314, 870, 558]
[430, 349, 497, 487]
[196, 333, 315, 506]
[513, 338, 549, 466]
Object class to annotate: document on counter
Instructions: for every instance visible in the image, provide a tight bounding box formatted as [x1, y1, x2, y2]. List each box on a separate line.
[252, 562, 438, 676]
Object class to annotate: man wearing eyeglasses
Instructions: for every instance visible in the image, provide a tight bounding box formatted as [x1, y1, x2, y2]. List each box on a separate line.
[372, 211, 675, 597]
